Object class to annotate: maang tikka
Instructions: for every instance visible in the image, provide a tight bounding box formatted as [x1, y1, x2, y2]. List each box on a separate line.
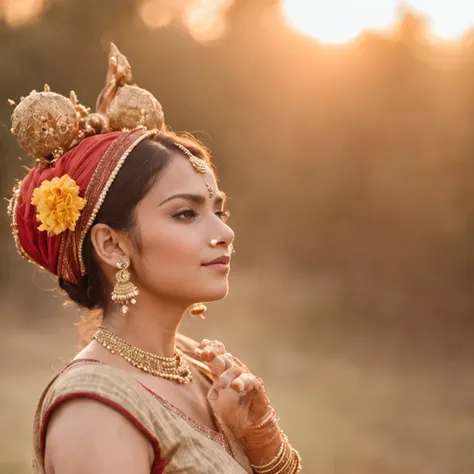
[111, 259, 139, 314]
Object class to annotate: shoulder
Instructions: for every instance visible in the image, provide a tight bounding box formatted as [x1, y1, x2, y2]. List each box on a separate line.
[37, 361, 165, 473]
[41, 361, 161, 432]
[44, 396, 153, 474]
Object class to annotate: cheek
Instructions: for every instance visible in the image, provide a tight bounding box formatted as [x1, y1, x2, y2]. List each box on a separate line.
[138, 219, 201, 271]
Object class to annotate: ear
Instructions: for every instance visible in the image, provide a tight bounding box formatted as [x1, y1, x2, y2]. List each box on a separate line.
[90, 223, 130, 268]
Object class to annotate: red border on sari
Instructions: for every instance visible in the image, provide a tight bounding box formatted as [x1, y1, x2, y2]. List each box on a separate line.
[40, 392, 168, 474]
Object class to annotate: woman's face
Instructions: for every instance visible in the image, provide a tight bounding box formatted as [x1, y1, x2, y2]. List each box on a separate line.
[130, 154, 234, 305]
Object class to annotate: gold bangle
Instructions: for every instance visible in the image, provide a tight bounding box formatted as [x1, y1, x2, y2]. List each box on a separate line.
[292, 449, 302, 473]
[251, 437, 286, 471]
[253, 440, 290, 473]
[286, 451, 298, 474]
[272, 446, 295, 474]
[253, 407, 277, 429]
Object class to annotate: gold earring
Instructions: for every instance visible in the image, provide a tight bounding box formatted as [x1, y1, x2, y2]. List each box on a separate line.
[190, 303, 207, 319]
[111, 259, 139, 314]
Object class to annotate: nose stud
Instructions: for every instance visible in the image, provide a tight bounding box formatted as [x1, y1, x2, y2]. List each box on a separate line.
[210, 238, 218, 247]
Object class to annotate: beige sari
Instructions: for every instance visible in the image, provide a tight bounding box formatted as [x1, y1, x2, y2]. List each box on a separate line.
[32, 335, 253, 474]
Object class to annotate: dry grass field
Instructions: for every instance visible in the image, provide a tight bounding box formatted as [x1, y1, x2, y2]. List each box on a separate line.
[1, 271, 472, 474]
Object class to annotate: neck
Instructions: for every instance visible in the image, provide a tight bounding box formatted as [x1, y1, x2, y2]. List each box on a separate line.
[101, 292, 190, 358]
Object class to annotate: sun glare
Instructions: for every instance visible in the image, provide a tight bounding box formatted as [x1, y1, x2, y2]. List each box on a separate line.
[282, 0, 474, 44]
[408, 1, 474, 40]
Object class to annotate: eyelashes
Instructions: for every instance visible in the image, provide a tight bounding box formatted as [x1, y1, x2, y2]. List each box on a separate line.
[173, 207, 231, 223]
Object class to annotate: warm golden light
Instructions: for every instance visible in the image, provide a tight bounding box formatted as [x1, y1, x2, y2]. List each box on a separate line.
[183, 0, 232, 42]
[408, 1, 474, 40]
[282, 1, 397, 44]
[3, 0, 44, 28]
[282, 0, 474, 43]
[138, 0, 172, 29]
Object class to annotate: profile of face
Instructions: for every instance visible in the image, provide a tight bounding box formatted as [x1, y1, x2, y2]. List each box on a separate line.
[124, 153, 234, 306]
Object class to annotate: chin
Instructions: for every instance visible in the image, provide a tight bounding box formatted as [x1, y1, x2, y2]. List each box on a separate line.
[198, 280, 230, 302]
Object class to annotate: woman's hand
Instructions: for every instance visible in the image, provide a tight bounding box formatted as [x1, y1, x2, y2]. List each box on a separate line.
[194, 339, 272, 439]
[195, 339, 302, 472]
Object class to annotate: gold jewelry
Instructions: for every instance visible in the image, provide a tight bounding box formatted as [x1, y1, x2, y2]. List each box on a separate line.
[93, 325, 193, 384]
[190, 303, 207, 319]
[205, 181, 214, 198]
[173, 143, 214, 198]
[248, 419, 302, 474]
[253, 407, 277, 429]
[252, 438, 286, 472]
[7, 180, 36, 265]
[210, 238, 218, 247]
[252, 440, 302, 474]
[255, 442, 290, 474]
[174, 142, 208, 174]
[270, 445, 293, 474]
[9, 43, 164, 166]
[111, 259, 139, 314]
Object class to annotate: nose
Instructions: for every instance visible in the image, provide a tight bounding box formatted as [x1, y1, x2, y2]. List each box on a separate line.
[209, 220, 234, 249]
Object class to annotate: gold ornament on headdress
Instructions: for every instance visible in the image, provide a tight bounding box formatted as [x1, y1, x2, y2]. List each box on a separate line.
[8, 43, 165, 168]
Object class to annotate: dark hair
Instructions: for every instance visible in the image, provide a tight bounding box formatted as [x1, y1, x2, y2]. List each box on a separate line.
[58, 129, 213, 311]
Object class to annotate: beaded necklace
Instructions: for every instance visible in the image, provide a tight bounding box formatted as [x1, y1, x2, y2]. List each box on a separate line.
[93, 325, 193, 384]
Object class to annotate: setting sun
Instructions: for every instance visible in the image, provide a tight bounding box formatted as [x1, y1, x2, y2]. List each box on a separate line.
[282, 0, 474, 43]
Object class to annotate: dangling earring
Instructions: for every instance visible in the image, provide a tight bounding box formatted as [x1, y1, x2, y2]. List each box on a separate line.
[111, 259, 139, 315]
[190, 303, 207, 319]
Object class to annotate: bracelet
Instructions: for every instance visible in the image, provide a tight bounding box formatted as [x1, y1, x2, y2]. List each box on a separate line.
[288, 448, 303, 474]
[286, 451, 298, 474]
[255, 447, 301, 474]
[253, 440, 290, 474]
[292, 449, 302, 473]
[253, 407, 277, 430]
[272, 445, 294, 474]
[251, 437, 286, 471]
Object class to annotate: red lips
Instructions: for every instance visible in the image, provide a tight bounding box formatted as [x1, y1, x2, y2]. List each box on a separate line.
[202, 255, 230, 266]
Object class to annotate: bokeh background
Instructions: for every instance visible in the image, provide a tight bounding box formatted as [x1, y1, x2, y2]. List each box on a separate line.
[1, 1, 474, 473]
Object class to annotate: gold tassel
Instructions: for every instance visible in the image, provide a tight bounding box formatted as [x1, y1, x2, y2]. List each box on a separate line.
[111, 259, 138, 314]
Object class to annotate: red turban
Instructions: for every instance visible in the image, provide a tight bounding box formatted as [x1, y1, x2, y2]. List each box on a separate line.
[13, 128, 156, 284]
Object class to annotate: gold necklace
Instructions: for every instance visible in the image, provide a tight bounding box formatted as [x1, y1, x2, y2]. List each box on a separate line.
[93, 325, 193, 384]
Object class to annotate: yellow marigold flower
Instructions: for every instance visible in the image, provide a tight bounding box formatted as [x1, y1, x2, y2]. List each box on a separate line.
[31, 174, 86, 235]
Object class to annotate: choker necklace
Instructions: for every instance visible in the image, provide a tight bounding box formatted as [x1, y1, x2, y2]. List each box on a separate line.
[93, 325, 193, 384]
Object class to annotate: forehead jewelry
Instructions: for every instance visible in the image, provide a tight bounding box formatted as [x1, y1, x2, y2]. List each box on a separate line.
[205, 182, 214, 199]
[174, 142, 214, 199]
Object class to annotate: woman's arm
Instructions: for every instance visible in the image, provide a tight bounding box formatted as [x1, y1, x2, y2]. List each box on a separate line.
[44, 398, 153, 474]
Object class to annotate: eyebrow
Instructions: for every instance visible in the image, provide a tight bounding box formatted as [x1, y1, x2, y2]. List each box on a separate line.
[158, 192, 227, 207]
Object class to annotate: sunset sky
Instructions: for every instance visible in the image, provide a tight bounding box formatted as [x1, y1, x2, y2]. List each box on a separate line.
[283, 0, 474, 43]
[3, 0, 474, 44]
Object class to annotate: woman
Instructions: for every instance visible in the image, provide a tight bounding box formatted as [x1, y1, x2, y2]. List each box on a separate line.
[7, 44, 301, 473]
